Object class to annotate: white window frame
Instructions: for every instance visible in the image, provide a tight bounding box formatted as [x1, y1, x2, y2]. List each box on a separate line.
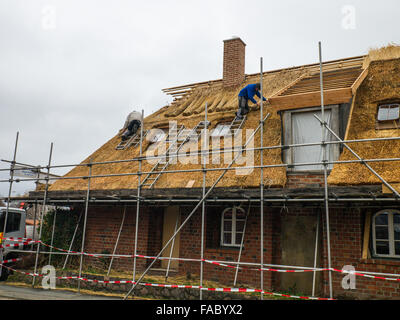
[282, 105, 340, 173]
[220, 206, 246, 247]
[372, 210, 400, 259]
[377, 104, 400, 121]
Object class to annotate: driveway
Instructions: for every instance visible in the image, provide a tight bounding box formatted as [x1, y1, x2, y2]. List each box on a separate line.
[0, 284, 121, 300]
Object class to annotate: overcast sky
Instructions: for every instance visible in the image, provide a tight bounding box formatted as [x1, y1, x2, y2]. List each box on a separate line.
[0, 0, 399, 198]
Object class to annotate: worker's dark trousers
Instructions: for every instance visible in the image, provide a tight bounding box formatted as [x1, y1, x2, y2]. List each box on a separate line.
[236, 96, 249, 117]
[122, 120, 141, 140]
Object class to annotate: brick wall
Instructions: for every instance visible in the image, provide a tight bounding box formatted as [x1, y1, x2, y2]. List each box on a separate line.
[286, 173, 325, 188]
[83, 205, 163, 271]
[320, 208, 400, 299]
[178, 205, 281, 289]
[223, 37, 246, 88]
[81, 204, 400, 299]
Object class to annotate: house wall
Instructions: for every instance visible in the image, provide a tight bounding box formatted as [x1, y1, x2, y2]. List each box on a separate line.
[320, 208, 400, 299]
[83, 205, 163, 271]
[176, 205, 400, 299]
[80, 203, 400, 299]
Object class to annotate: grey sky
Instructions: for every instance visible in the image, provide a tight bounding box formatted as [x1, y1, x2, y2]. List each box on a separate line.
[0, 0, 399, 197]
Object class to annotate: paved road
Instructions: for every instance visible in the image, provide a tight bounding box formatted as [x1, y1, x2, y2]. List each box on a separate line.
[0, 284, 120, 300]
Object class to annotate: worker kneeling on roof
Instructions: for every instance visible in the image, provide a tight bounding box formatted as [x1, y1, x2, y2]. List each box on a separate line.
[236, 83, 268, 119]
[121, 110, 142, 141]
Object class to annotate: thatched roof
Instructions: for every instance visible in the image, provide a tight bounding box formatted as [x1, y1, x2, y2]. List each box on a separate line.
[328, 57, 400, 186]
[49, 50, 400, 192]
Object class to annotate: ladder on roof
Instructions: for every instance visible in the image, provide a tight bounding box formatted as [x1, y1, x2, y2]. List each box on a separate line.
[116, 130, 149, 150]
[229, 115, 247, 136]
[140, 121, 210, 189]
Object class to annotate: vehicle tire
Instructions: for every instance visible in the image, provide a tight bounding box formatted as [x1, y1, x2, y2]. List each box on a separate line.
[0, 267, 9, 281]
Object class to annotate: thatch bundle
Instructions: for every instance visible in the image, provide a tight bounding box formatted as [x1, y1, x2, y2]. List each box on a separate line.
[362, 44, 400, 69]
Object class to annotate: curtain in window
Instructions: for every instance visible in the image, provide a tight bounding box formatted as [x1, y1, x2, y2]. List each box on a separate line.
[292, 110, 334, 171]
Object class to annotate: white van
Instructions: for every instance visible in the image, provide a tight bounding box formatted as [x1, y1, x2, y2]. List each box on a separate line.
[0, 207, 27, 280]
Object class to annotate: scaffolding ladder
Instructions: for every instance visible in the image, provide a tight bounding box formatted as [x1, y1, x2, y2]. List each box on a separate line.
[116, 130, 149, 150]
[141, 121, 210, 189]
[229, 115, 247, 136]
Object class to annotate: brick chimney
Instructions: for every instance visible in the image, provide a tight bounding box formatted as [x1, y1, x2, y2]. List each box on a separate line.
[223, 37, 246, 88]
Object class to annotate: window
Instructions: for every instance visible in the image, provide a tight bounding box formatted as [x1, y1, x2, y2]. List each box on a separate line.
[376, 104, 400, 130]
[220, 207, 246, 247]
[283, 106, 339, 171]
[211, 123, 232, 137]
[372, 210, 400, 258]
[0, 211, 22, 233]
[377, 104, 400, 121]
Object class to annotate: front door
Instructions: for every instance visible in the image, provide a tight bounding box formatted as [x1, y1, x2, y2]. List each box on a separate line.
[161, 206, 180, 270]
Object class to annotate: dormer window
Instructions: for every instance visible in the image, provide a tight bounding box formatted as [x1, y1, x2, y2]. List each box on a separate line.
[282, 105, 340, 172]
[377, 104, 400, 121]
[376, 104, 400, 130]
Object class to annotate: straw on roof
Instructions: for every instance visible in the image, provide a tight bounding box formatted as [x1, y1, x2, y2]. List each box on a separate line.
[328, 55, 400, 186]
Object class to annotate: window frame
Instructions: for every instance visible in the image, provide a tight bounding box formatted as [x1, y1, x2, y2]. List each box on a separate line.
[282, 105, 340, 173]
[220, 206, 246, 248]
[372, 210, 400, 259]
[375, 103, 400, 130]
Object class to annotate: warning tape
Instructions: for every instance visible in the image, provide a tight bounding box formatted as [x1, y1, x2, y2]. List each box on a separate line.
[0, 257, 23, 264]
[0, 240, 38, 249]
[1, 237, 33, 242]
[332, 268, 400, 282]
[0, 263, 334, 301]
[11, 240, 400, 282]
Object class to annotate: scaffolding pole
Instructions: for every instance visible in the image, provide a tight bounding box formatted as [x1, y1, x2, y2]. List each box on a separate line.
[124, 113, 271, 300]
[165, 212, 179, 281]
[0, 132, 19, 279]
[234, 201, 251, 286]
[312, 212, 320, 297]
[3, 136, 400, 176]
[131, 109, 144, 295]
[107, 205, 126, 276]
[259, 57, 265, 300]
[77, 159, 92, 293]
[31, 167, 41, 250]
[62, 209, 83, 270]
[319, 41, 333, 299]
[32, 142, 53, 287]
[200, 102, 208, 300]
[48, 206, 57, 265]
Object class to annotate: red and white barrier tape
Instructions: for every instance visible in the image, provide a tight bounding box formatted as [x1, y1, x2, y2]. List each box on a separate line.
[0, 264, 334, 300]
[0, 240, 38, 249]
[12, 240, 400, 282]
[332, 268, 400, 282]
[0, 257, 23, 264]
[1, 237, 33, 242]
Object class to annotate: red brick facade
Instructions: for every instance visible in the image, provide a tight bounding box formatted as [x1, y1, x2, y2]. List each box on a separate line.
[82, 203, 400, 299]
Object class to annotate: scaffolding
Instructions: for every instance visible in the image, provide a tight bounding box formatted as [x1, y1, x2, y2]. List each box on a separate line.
[1, 43, 400, 300]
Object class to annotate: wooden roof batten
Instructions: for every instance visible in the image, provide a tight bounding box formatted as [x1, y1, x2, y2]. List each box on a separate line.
[162, 55, 365, 97]
[269, 65, 366, 111]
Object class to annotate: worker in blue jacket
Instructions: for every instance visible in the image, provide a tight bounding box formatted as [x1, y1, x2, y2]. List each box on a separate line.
[236, 83, 268, 119]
